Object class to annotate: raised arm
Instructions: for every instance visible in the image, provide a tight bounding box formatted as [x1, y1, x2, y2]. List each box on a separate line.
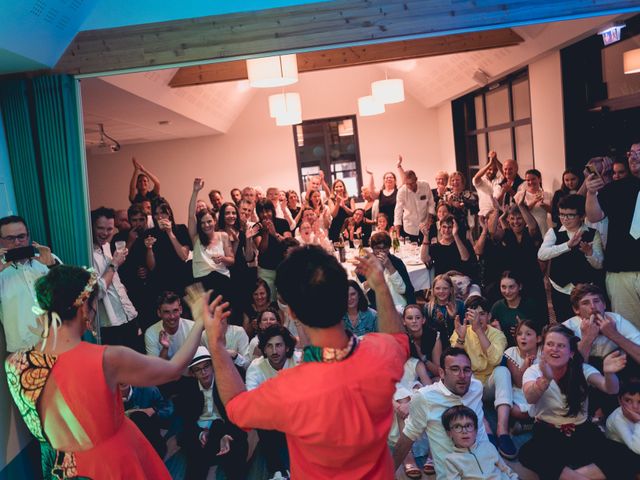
[397, 154, 406, 185]
[584, 174, 606, 223]
[452, 219, 470, 261]
[354, 252, 403, 334]
[139, 160, 161, 195]
[367, 166, 380, 200]
[188, 178, 205, 240]
[129, 158, 140, 203]
[517, 196, 541, 238]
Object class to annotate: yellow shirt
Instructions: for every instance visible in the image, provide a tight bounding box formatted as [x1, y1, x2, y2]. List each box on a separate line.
[450, 326, 506, 384]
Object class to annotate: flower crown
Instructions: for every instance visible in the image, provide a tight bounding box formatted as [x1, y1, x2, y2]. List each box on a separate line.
[73, 269, 98, 307]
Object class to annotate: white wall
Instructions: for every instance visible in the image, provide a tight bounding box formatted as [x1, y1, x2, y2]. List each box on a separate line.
[529, 51, 566, 192]
[87, 65, 450, 224]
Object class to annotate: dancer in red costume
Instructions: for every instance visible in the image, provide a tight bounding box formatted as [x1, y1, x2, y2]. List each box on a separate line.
[5, 265, 210, 479]
[201, 246, 409, 479]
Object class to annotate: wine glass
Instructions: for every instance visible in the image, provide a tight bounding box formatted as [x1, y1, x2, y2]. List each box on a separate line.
[353, 233, 362, 251]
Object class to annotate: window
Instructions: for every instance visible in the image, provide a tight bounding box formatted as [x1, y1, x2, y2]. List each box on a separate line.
[453, 69, 533, 185]
[293, 115, 363, 199]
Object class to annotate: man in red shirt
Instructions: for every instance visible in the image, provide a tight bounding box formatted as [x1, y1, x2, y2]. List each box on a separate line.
[199, 245, 409, 479]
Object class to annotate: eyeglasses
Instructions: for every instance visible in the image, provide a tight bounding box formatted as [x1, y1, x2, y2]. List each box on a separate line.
[558, 213, 579, 219]
[450, 422, 475, 433]
[1, 233, 28, 242]
[370, 244, 388, 250]
[191, 363, 211, 374]
[446, 366, 473, 376]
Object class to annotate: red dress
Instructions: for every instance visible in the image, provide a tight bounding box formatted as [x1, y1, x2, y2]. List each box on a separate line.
[5, 342, 170, 479]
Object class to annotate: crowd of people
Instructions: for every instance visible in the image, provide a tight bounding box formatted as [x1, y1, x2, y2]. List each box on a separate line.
[1, 146, 639, 479]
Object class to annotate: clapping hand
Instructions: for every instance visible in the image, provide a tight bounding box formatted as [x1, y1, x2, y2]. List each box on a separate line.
[594, 313, 618, 340]
[159, 330, 170, 349]
[578, 241, 593, 256]
[354, 251, 385, 292]
[567, 230, 583, 248]
[603, 350, 627, 374]
[454, 314, 467, 340]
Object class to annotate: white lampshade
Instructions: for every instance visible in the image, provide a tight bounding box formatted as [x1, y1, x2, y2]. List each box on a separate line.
[623, 48, 640, 74]
[268, 93, 301, 118]
[247, 54, 298, 88]
[276, 110, 302, 126]
[358, 95, 385, 116]
[371, 78, 405, 104]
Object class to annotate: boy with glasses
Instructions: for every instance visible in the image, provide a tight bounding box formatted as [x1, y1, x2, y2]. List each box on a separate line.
[442, 405, 518, 479]
[538, 194, 604, 323]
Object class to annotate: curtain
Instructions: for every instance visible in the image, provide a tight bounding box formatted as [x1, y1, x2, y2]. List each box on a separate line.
[0, 75, 91, 266]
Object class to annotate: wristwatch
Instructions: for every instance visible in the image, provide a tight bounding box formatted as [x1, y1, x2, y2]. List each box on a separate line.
[108, 263, 118, 272]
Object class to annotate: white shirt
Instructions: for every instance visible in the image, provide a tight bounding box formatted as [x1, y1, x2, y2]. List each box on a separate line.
[144, 318, 206, 358]
[385, 270, 408, 309]
[473, 174, 502, 216]
[563, 312, 640, 358]
[515, 189, 553, 234]
[192, 237, 230, 279]
[606, 406, 640, 454]
[0, 258, 57, 352]
[225, 325, 250, 369]
[403, 379, 488, 477]
[523, 363, 599, 425]
[92, 244, 137, 327]
[245, 356, 297, 391]
[538, 224, 604, 294]
[394, 181, 435, 236]
[198, 379, 222, 427]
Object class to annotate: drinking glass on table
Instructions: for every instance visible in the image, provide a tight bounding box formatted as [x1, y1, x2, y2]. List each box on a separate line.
[352, 233, 362, 250]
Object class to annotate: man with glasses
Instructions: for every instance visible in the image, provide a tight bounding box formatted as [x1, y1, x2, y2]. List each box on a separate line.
[175, 346, 248, 480]
[366, 231, 415, 310]
[538, 194, 604, 323]
[0, 215, 59, 352]
[586, 143, 640, 328]
[392, 347, 489, 478]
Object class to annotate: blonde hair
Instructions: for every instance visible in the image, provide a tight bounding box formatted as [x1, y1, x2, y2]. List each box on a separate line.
[427, 274, 457, 317]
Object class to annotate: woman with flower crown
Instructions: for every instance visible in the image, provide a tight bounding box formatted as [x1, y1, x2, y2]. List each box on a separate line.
[4, 265, 212, 479]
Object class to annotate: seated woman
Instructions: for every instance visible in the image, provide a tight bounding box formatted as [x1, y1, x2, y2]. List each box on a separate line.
[402, 304, 441, 379]
[490, 270, 547, 346]
[343, 280, 378, 336]
[245, 307, 282, 360]
[504, 319, 541, 430]
[341, 208, 370, 247]
[420, 214, 476, 279]
[520, 324, 628, 480]
[366, 231, 415, 310]
[146, 197, 192, 297]
[297, 220, 333, 253]
[424, 273, 465, 340]
[374, 212, 390, 233]
[188, 179, 234, 302]
[451, 295, 516, 460]
[242, 278, 277, 337]
[5, 266, 209, 479]
[328, 179, 356, 242]
[427, 201, 452, 243]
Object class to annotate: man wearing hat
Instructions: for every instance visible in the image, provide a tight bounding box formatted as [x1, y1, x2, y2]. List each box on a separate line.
[174, 346, 248, 480]
[199, 246, 409, 479]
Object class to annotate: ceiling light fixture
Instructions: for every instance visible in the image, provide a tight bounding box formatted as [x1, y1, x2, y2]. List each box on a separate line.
[247, 54, 298, 88]
[358, 95, 385, 116]
[624, 48, 640, 74]
[268, 92, 301, 118]
[96, 123, 120, 152]
[371, 78, 405, 104]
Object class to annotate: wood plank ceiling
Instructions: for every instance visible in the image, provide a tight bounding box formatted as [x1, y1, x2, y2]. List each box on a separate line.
[55, 0, 640, 76]
[169, 29, 523, 87]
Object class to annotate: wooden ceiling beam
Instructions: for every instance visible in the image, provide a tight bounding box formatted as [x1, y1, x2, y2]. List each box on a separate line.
[55, 0, 640, 75]
[168, 29, 523, 87]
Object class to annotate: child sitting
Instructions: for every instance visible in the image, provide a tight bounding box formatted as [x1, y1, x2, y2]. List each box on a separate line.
[606, 379, 640, 472]
[504, 319, 541, 431]
[442, 405, 518, 479]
